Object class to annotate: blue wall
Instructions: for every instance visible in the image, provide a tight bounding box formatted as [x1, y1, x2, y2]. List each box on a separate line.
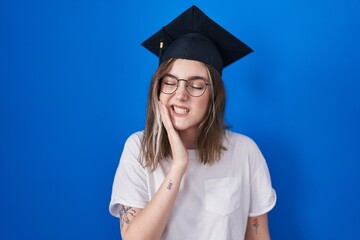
[1, 0, 359, 239]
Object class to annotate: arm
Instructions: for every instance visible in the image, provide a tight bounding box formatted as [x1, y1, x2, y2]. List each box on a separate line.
[119, 102, 188, 240]
[244, 214, 271, 240]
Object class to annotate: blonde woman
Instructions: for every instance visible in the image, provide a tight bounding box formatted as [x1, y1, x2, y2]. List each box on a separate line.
[110, 6, 276, 240]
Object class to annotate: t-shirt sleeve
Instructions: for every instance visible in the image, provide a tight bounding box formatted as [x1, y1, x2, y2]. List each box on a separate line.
[248, 141, 277, 217]
[109, 132, 149, 218]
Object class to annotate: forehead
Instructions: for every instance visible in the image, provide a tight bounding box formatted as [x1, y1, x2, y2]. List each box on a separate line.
[168, 59, 209, 79]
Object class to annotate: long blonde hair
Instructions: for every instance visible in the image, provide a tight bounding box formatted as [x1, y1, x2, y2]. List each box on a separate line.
[141, 58, 227, 171]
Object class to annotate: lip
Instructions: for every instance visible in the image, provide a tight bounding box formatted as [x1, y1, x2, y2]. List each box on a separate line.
[170, 104, 190, 116]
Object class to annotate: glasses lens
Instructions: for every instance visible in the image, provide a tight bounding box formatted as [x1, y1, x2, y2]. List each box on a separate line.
[160, 76, 177, 94]
[187, 79, 207, 97]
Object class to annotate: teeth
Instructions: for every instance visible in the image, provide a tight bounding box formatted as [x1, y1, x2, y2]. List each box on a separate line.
[173, 106, 189, 114]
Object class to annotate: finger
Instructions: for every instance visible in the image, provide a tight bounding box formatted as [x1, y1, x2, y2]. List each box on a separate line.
[158, 101, 167, 121]
[158, 101, 173, 131]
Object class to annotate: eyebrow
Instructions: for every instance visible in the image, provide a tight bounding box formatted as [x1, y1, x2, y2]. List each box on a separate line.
[164, 73, 209, 81]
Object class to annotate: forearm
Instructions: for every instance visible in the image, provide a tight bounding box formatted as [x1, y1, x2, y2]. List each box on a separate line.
[121, 165, 185, 240]
[244, 214, 270, 240]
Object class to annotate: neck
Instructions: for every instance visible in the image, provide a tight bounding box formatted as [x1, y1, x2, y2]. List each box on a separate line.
[178, 129, 198, 149]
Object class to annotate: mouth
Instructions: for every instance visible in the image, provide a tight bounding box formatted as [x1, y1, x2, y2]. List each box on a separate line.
[171, 105, 190, 115]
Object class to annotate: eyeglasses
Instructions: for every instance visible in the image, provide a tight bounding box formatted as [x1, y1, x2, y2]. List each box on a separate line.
[159, 74, 210, 97]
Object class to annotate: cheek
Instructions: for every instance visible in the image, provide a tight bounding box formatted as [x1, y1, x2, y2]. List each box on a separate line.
[159, 93, 168, 103]
[197, 97, 211, 117]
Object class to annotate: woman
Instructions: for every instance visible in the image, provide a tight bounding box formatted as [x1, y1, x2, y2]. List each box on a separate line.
[110, 6, 276, 240]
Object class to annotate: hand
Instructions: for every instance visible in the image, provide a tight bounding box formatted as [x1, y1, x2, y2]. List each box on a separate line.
[158, 101, 188, 172]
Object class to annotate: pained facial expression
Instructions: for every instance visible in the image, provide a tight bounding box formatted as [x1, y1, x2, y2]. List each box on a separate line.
[159, 59, 211, 135]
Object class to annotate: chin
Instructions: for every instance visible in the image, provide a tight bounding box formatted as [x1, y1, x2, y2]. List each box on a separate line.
[172, 124, 189, 131]
[172, 121, 198, 132]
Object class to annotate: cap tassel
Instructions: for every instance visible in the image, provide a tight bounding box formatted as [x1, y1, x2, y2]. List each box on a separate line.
[159, 40, 164, 64]
[158, 27, 167, 64]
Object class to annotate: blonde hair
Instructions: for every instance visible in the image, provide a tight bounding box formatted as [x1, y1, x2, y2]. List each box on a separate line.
[141, 58, 227, 171]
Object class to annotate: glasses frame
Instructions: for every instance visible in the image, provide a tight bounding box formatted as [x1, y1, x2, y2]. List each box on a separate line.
[159, 74, 211, 97]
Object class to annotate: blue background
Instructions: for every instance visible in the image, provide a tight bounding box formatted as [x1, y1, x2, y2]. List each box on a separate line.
[1, 0, 359, 239]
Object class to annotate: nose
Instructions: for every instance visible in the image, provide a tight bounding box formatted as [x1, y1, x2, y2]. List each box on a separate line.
[175, 80, 189, 100]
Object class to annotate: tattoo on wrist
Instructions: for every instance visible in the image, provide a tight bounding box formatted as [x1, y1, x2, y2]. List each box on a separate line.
[252, 218, 260, 235]
[119, 205, 136, 227]
[167, 179, 173, 190]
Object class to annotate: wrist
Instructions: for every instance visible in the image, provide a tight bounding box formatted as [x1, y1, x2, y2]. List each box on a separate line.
[170, 160, 188, 175]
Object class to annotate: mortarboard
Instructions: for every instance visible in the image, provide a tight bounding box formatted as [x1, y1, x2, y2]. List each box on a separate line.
[142, 5, 253, 75]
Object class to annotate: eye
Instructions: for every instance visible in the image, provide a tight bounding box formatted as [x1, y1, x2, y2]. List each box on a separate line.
[188, 79, 206, 90]
[162, 76, 177, 86]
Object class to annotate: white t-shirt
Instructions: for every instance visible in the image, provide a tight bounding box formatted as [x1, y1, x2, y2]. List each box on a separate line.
[109, 130, 276, 240]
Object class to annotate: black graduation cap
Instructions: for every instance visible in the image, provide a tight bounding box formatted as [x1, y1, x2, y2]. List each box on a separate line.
[142, 5, 253, 75]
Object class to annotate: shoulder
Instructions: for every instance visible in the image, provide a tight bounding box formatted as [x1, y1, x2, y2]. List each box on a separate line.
[120, 131, 144, 164]
[124, 131, 144, 147]
[224, 130, 268, 174]
[224, 130, 265, 162]
[225, 130, 259, 150]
